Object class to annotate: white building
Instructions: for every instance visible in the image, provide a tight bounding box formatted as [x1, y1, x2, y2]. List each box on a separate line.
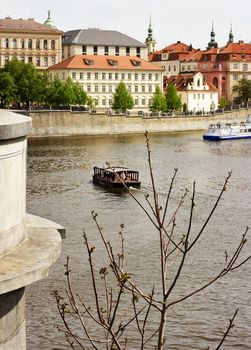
[48, 54, 163, 112]
[62, 28, 148, 60]
[164, 72, 218, 113]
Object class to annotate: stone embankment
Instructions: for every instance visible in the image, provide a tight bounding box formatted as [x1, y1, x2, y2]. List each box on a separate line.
[22, 108, 251, 137]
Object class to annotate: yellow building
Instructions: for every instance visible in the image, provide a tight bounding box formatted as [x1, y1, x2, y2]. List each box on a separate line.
[0, 12, 63, 70]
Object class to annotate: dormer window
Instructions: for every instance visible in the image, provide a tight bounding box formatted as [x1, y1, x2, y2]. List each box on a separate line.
[107, 59, 118, 66]
[130, 59, 141, 67]
[83, 59, 94, 65]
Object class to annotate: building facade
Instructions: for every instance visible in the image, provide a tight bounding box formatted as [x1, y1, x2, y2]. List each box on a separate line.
[62, 28, 148, 60]
[0, 14, 62, 70]
[164, 72, 218, 113]
[48, 55, 163, 112]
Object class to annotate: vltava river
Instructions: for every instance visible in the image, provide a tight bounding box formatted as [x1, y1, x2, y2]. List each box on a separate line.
[26, 131, 251, 349]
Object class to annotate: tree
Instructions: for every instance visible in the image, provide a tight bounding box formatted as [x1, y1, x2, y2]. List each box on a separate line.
[0, 71, 16, 108]
[112, 81, 134, 113]
[218, 96, 230, 109]
[53, 133, 250, 350]
[149, 86, 167, 112]
[165, 83, 182, 112]
[232, 78, 251, 105]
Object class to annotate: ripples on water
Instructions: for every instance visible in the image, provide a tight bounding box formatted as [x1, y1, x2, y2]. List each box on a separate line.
[26, 132, 251, 349]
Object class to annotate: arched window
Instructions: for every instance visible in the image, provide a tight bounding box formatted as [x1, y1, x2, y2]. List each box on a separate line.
[36, 39, 40, 49]
[44, 40, 48, 50]
[28, 39, 32, 49]
[197, 79, 200, 87]
[21, 39, 25, 49]
[213, 77, 218, 89]
[12, 38, 17, 48]
[5, 38, 9, 48]
[51, 40, 56, 50]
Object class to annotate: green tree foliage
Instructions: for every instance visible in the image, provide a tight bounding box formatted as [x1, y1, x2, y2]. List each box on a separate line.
[0, 59, 89, 108]
[112, 81, 134, 113]
[232, 78, 251, 105]
[218, 96, 230, 109]
[149, 86, 167, 112]
[165, 83, 182, 111]
[0, 71, 16, 108]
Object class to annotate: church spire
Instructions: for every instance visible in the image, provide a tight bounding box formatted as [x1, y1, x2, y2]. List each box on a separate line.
[228, 24, 234, 43]
[207, 21, 218, 49]
[145, 15, 156, 54]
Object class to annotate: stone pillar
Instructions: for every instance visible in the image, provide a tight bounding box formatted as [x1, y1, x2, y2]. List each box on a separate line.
[0, 111, 63, 350]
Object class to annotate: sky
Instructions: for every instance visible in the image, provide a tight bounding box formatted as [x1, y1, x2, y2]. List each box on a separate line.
[1, 0, 251, 50]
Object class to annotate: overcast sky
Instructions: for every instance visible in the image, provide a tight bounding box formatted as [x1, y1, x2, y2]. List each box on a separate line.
[1, 0, 251, 50]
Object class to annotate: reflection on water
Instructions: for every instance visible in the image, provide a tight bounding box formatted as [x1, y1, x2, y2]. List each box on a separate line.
[26, 131, 251, 349]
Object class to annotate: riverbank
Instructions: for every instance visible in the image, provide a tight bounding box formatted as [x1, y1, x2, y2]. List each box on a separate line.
[21, 108, 251, 137]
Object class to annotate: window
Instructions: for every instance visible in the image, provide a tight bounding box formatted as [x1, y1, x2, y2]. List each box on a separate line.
[5, 38, 9, 48]
[233, 63, 239, 69]
[136, 47, 140, 57]
[21, 39, 25, 49]
[243, 63, 248, 71]
[83, 59, 94, 65]
[12, 38, 17, 49]
[233, 74, 238, 81]
[148, 73, 152, 80]
[128, 73, 131, 80]
[187, 65, 191, 71]
[102, 99, 106, 106]
[142, 85, 145, 92]
[80, 72, 84, 79]
[82, 45, 87, 55]
[198, 94, 200, 99]
[95, 72, 99, 79]
[51, 56, 56, 65]
[135, 73, 138, 80]
[109, 85, 113, 92]
[115, 46, 119, 56]
[135, 86, 139, 92]
[149, 85, 152, 93]
[107, 59, 118, 66]
[142, 98, 146, 105]
[94, 46, 98, 55]
[87, 72, 91, 79]
[202, 94, 205, 99]
[174, 65, 176, 72]
[28, 39, 32, 49]
[131, 59, 141, 67]
[193, 94, 196, 99]
[102, 85, 106, 92]
[108, 73, 112, 80]
[72, 72, 76, 79]
[134, 98, 138, 105]
[35, 57, 40, 66]
[121, 73, 125, 80]
[109, 99, 112, 105]
[126, 47, 130, 56]
[51, 40, 56, 50]
[128, 85, 131, 92]
[36, 39, 40, 49]
[102, 73, 106, 80]
[44, 57, 48, 66]
[243, 74, 248, 80]
[104, 46, 109, 55]
[115, 73, 119, 80]
[155, 74, 159, 81]
[142, 73, 145, 80]
[87, 85, 91, 92]
[20, 56, 25, 63]
[95, 85, 99, 92]
[43, 40, 48, 50]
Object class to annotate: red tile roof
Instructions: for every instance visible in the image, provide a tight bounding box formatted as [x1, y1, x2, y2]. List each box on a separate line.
[0, 17, 62, 33]
[49, 55, 163, 71]
[164, 74, 218, 92]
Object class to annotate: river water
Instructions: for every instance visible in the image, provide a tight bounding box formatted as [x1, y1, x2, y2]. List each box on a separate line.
[26, 131, 251, 349]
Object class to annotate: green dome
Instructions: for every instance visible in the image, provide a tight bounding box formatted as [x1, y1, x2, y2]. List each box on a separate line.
[44, 10, 56, 28]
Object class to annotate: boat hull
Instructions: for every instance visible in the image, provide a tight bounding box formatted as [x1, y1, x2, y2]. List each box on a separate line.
[203, 134, 251, 141]
[93, 175, 141, 188]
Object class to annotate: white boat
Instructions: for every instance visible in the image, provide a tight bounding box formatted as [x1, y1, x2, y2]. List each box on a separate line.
[203, 114, 251, 141]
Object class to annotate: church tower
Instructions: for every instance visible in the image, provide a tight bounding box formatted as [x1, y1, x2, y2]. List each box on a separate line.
[145, 16, 156, 54]
[228, 24, 234, 44]
[44, 10, 56, 28]
[207, 21, 218, 49]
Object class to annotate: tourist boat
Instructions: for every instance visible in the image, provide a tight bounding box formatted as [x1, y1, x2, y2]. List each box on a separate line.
[203, 115, 251, 141]
[93, 166, 141, 188]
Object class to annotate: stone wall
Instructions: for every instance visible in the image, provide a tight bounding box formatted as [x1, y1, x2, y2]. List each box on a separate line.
[28, 108, 251, 137]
